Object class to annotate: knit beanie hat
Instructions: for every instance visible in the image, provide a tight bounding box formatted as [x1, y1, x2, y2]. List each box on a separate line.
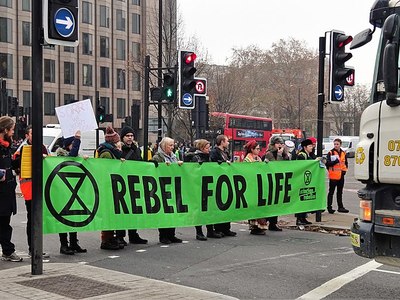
[270, 136, 284, 145]
[244, 139, 257, 150]
[120, 126, 135, 140]
[63, 136, 75, 148]
[301, 139, 313, 147]
[105, 126, 120, 144]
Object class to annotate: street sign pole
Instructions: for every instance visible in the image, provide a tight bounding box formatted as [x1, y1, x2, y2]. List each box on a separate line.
[32, 0, 44, 275]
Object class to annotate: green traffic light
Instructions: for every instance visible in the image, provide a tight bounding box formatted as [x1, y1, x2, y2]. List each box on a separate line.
[165, 88, 173, 99]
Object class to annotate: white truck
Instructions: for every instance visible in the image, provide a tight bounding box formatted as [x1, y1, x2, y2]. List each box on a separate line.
[350, 0, 400, 267]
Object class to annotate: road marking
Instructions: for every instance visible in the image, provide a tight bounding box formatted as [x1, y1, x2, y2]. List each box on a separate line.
[373, 269, 400, 275]
[297, 260, 382, 300]
[344, 188, 359, 193]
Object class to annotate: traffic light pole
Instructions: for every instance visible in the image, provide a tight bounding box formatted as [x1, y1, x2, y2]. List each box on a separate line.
[316, 35, 326, 223]
[31, 0, 44, 275]
[157, 0, 163, 142]
[143, 56, 150, 161]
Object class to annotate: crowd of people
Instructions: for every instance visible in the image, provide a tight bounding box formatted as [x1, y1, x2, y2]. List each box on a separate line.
[0, 115, 349, 261]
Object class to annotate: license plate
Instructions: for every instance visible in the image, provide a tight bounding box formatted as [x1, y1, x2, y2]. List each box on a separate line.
[350, 232, 360, 248]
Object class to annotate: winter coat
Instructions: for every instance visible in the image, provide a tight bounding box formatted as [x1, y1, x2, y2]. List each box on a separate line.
[0, 139, 17, 216]
[121, 141, 142, 161]
[56, 138, 81, 158]
[152, 148, 178, 163]
[192, 150, 210, 163]
[210, 146, 230, 162]
[264, 145, 290, 162]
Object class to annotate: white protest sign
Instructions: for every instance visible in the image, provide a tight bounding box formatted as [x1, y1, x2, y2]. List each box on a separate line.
[55, 99, 98, 137]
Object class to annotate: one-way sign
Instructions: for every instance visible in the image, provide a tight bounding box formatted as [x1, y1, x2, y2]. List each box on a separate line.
[43, 0, 79, 47]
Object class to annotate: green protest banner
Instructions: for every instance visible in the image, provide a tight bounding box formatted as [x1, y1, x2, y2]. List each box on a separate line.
[43, 157, 326, 234]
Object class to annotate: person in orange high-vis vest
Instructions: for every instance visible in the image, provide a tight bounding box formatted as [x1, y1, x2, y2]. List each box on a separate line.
[13, 126, 49, 257]
[326, 138, 349, 214]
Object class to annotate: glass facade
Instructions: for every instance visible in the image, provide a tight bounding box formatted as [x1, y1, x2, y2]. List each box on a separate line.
[0, 17, 12, 43]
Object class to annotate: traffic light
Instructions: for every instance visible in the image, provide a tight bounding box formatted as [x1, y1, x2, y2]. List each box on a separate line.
[329, 30, 354, 102]
[7, 96, 18, 117]
[96, 105, 106, 123]
[162, 72, 176, 102]
[43, 0, 79, 47]
[178, 50, 197, 109]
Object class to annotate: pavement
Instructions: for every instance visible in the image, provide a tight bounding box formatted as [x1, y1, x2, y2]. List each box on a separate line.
[0, 211, 356, 300]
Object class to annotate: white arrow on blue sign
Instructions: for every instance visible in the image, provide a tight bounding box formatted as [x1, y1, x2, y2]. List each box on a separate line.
[54, 8, 75, 38]
[182, 93, 193, 106]
[334, 85, 343, 101]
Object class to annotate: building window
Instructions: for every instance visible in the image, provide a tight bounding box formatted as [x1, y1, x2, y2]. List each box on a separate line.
[100, 5, 110, 28]
[23, 91, 31, 108]
[0, 53, 13, 78]
[132, 13, 140, 34]
[82, 33, 93, 55]
[116, 39, 125, 60]
[0, 17, 12, 43]
[22, 56, 31, 81]
[22, 0, 30, 11]
[116, 9, 125, 31]
[0, 0, 12, 8]
[100, 97, 110, 113]
[82, 64, 92, 86]
[44, 93, 56, 116]
[64, 46, 74, 53]
[132, 0, 140, 5]
[132, 71, 141, 91]
[82, 95, 93, 102]
[64, 94, 75, 105]
[22, 21, 31, 46]
[131, 42, 141, 62]
[44, 59, 55, 83]
[117, 98, 126, 118]
[64, 62, 75, 85]
[100, 36, 109, 58]
[100, 66, 110, 88]
[117, 69, 125, 90]
[82, 1, 92, 24]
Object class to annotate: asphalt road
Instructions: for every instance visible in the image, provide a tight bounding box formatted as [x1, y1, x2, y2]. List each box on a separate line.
[3, 158, 400, 299]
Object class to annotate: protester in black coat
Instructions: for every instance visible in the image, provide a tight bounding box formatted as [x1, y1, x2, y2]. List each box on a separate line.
[115, 126, 148, 246]
[0, 116, 22, 262]
[209, 135, 237, 237]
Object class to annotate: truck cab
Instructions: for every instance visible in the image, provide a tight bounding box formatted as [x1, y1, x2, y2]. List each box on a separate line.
[350, 0, 400, 267]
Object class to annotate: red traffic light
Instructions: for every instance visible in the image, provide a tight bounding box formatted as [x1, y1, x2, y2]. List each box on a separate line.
[184, 52, 197, 64]
[337, 34, 353, 48]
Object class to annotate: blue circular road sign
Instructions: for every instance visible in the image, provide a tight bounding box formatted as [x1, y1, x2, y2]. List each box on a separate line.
[334, 85, 343, 101]
[54, 8, 75, 38]
[182, 93, 193, 106]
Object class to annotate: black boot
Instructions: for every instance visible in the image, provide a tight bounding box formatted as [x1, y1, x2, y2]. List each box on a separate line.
[70, 242, 87, 253]
[129, 233, 148, 244]
[60, 245, 75, 255]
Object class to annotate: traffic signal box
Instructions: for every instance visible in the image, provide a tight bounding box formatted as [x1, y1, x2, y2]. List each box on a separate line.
[329, 30, 354, 102]
[43, 0, 79, 46]
[96, 105, 106, 123]
[150, 71, 176, 103]
[178, 50, 197, 109]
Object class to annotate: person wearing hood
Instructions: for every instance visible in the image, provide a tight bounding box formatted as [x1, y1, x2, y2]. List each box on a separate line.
[263, 136, 290, 231]
[56, 130, 87, 255]
[115, 126, 148, 246]
[97, 126, 124, 250]
[152, 137, 183, 244]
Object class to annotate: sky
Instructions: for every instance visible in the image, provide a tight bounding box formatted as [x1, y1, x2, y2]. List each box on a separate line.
[178, 0, 380, 86]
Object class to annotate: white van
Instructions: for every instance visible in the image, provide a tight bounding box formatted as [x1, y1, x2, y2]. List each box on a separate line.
[43, 124, 104, 157]
[328, 136, 359, 158]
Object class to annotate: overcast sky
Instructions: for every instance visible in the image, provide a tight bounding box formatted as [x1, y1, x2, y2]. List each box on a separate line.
[178, 0, 380, 86]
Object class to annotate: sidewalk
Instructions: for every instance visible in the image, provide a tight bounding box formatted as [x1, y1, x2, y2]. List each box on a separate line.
[0, 212, 355, 300]
[0, 263, 237, 300]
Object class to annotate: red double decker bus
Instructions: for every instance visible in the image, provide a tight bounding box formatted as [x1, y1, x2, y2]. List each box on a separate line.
[211, 112, 273, 161]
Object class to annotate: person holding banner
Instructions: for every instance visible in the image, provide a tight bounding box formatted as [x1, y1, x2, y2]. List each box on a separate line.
[243, 140, 266, 235]
[0, 116, 22, 262]
[13, 126, 50, 258]
[152, 137, 183, 244]
[115, 126, 148, 246]
[96, 126, 125, 250]
[210, 135, 237, 237]
[56, 131, 88, 255]
[192, 139, 223, 241]
[295, 139, 314, 226]
[263, 136, 291, 232]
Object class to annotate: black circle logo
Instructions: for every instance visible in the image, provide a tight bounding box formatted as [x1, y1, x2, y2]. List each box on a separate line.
[304, 170, 312, 186]
[45, 161, 99, 227]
